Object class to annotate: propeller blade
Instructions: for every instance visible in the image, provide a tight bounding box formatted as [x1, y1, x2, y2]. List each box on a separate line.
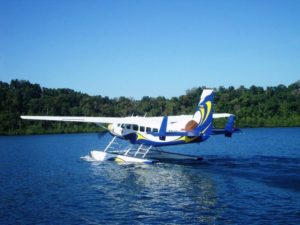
[97, 131, 108, 139]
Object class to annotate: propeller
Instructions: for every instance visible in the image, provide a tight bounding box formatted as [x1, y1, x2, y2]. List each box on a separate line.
[96, 124, 110, 139]
[97, 131, 108, 139]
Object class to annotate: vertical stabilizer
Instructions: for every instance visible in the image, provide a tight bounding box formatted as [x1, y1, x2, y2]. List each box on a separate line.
[193, 89, 214, 139]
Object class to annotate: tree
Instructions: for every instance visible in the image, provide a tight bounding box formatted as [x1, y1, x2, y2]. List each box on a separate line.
[0, 79, 300, 135]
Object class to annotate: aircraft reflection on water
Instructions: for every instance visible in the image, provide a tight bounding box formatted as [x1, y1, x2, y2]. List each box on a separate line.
[87, 160, 220, 224]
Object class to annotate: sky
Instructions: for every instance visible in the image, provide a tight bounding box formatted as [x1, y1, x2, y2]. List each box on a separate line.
[1, 0, 299, 99]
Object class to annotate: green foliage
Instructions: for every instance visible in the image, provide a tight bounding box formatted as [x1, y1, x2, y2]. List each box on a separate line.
[0, 79, 299, 135]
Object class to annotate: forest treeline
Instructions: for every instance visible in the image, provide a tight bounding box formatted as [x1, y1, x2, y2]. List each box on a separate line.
[0, 79, 299, 135]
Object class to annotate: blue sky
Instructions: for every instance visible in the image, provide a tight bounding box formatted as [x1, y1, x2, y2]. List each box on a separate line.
[1, 0, 299, 99]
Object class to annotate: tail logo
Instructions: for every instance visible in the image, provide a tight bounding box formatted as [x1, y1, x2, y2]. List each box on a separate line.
[198, 100, 212, 125]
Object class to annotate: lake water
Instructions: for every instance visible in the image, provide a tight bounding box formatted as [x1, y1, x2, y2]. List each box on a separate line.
[1, 128, 300, 224]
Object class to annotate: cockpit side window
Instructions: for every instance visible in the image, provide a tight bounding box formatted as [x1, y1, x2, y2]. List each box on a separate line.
[153, 128, 158, 132]
[146, 127, 151, 132]
[126, 124, 131, 129]
[140, 126, 145, 132]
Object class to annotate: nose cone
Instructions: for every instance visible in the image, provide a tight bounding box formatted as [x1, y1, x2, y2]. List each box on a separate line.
[108, 123, 113, 132]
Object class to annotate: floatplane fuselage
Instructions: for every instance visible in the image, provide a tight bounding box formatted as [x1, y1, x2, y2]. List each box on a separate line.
[21, 89, 238, 163]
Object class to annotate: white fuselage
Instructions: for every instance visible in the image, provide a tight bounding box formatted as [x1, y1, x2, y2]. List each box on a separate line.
[107, 115, 193, 143]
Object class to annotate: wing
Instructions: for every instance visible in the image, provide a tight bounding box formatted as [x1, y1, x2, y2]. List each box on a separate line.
[21, 113, 233, 125]
[20, 115, 165, 126]
[21, 116, 126, 124]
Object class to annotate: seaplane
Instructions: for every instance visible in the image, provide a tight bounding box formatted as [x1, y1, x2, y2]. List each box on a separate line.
[21, 89, 238, 163]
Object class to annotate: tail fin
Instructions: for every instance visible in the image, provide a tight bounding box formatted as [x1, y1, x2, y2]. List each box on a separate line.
[192, 89, 214, 139]
[151, 89, 214, 139]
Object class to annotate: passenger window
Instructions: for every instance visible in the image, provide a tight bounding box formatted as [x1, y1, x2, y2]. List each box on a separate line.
[126, 124, 131, 129]
[140, 126, 145, 132]
[133, 124, 138, 131]
[153, 128, 158, 132]
[146, 127, 151, 132]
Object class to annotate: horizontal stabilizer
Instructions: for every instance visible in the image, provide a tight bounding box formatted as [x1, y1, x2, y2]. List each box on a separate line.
[213, 113, 233, 119]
